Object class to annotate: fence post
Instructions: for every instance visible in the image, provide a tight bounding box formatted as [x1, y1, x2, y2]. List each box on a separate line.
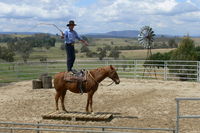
[134, 60, 137, 78]
[10, 126, 13, 133]
[176, 99, 180, 133]
[198, 61, 200, 82]
[16, 62, 20, 82]
[164, 61, 167, 80]
[37, 122, 40, 133]
[46, 61, 48, 74]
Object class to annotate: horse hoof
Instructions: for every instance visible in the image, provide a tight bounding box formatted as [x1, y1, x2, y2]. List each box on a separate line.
[86, 111, 90, 114]
[91, 112, 95, 115]
[63, 110, 68, 113]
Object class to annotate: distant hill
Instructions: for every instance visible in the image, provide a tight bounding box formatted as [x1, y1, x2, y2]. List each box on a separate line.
[1, 30, 199, 38]
[85, 30, 139, 38]
[85, 30, 179, 38]
[0, 32, 39, 35]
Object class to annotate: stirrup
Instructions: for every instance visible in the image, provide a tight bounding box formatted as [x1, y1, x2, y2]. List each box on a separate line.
[80, 88, 83, 95]
[71, 69, 77, 74]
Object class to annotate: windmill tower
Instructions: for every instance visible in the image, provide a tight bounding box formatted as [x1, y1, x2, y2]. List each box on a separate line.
[138, 26, 155, 59]
[138, 26, 156, 78]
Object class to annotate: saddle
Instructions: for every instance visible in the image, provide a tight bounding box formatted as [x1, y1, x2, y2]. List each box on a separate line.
[64, 69, 87, 82]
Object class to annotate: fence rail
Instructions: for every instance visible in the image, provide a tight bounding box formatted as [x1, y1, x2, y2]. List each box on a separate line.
[175, 98, 200, 133]
[0, 59, 200, 85]
[0, 121, 175, 133]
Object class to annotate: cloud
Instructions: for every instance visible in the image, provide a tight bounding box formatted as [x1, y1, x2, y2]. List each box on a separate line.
[0, 0, 199, 35]
[0, 0, 84, 20]
[83, 0, 200, 35]
[159, 1, 200, 16]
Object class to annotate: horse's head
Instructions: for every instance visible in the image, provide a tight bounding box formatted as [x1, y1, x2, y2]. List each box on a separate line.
[108, 65, 120, 84]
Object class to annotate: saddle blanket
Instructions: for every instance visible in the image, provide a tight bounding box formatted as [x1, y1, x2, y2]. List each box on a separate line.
[64, 70, 87, 82]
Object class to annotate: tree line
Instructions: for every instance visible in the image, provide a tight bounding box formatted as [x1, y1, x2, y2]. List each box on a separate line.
[61, 44, 121, 60]
[0, 34, 56, 62]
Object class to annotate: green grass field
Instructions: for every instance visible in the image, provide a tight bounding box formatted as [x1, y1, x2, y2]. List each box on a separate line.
[1, 37, 181, 62]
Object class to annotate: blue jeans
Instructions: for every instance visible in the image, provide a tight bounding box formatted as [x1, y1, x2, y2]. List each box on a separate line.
[65, 43, 75, 71]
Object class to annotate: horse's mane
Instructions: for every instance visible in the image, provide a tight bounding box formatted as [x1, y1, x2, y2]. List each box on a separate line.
[91, 66, 111, 73]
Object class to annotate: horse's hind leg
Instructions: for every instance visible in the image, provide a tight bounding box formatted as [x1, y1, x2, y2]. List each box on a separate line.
[86, 96, 89, 113]
[55, 91, 61, 111]
[89, 94, 94, 113]
[60, 90, 67, 112]
[86, 91, 94, 113]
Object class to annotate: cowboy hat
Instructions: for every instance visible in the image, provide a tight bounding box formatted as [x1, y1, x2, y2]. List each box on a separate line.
[67, 20, 77, 26]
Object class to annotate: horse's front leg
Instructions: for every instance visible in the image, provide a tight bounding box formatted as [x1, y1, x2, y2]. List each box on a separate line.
[86, 91, 94, 113]
[89, 94, 94, 113]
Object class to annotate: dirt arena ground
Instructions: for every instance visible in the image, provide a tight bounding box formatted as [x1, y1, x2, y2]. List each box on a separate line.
[0, 78, 200, 133]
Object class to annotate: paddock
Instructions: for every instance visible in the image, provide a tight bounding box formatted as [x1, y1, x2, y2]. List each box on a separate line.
[0, 78, 200, 133]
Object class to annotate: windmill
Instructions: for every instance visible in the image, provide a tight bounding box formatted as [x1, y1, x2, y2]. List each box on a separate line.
[138, 26, 155, 59]
[138, 26, 156, 78]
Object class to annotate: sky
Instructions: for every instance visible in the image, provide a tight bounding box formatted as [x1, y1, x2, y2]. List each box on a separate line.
[0, 0, 200, 36]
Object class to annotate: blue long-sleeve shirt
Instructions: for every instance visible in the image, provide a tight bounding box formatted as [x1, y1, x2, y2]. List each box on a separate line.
[64, 29, 82, 44]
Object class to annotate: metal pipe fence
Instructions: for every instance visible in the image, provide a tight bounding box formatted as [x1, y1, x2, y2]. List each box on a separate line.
[0, 59, 200, 85]
[175, 98, 200, 133]
[0, 121, 175, 133]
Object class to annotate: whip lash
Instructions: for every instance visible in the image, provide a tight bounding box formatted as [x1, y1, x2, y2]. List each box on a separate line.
[37, 23, 63, 34]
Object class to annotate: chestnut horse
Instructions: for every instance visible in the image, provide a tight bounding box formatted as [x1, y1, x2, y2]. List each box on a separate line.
[54, 65, 120, 113]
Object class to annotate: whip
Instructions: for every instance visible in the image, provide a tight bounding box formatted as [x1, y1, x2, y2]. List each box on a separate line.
[37, 23, 64, 34]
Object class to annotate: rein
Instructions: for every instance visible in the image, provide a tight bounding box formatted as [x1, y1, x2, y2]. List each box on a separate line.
[87, 71, 114, 86]
[106, 81, 114, 86]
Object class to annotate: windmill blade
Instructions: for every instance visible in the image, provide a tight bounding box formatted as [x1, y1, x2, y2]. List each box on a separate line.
[137, 25, 156, 48]
[150, 30, 154, 34]
[138, 38, 144, 41]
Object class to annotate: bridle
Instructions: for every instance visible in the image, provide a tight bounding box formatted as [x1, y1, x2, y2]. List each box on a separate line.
[87, 70, 115, 86]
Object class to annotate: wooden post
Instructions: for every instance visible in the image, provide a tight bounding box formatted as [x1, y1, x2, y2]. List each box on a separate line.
[32, 80, 43, 89]
[42, 76, 52, 88]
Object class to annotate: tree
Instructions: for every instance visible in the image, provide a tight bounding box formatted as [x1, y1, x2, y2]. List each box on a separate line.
[168, 38, 178, 48]
[0, 46, 15, 62]
[7, 41, 18, 52]
[16, 39, 33, 63]
[104, 45, 111, 51]
[80, 45, 90, 53]
[144, 51, 172, 69]
[97, 47, 107, 60]
[170, 36, 197, 61]
[169, 36, 197, 80]
[86, 51, 97, 58]
[109, 47, 121, 59]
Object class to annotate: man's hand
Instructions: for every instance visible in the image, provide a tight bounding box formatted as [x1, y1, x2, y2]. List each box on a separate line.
[61, 32, 64, 39]
[81, 40, 89, 46]
[84, 41, 89, 46]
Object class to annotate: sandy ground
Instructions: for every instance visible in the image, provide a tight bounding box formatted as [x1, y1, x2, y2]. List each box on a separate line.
[0, 78, 200, 133]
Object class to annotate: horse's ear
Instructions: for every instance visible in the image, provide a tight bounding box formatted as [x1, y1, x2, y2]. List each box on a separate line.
[110, 65, 114, 70]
